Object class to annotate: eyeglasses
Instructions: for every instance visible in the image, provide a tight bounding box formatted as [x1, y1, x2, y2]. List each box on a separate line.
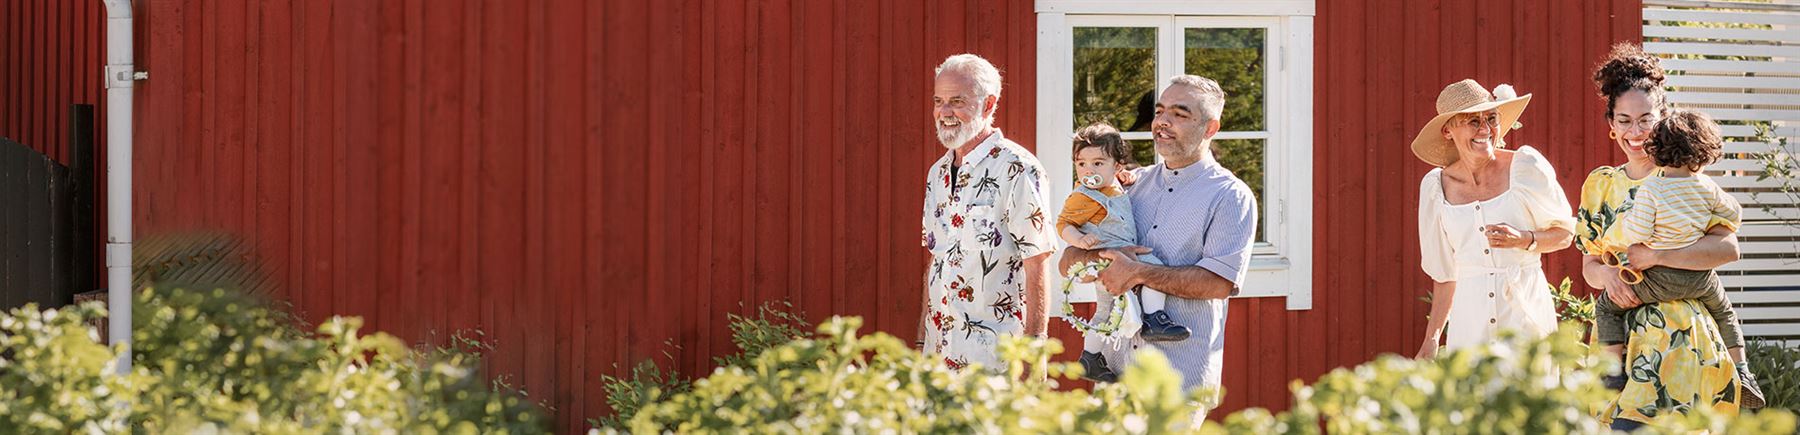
[1610, 115, 1660, 132]
[1454, 112, 1500, 130]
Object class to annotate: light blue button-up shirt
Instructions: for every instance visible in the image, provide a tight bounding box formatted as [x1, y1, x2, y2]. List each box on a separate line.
[1095, 156, 1257, 391]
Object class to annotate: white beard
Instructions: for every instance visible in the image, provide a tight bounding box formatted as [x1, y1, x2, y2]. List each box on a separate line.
[936, 115, 991, 150]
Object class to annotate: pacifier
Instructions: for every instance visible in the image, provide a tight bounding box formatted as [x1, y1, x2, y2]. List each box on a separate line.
[1079, 174, 1105, 189]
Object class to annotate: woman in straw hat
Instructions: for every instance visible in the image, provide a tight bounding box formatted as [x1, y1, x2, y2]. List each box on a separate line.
[1579, 43, 1743, 431]
[1413, 79, 1576, 360]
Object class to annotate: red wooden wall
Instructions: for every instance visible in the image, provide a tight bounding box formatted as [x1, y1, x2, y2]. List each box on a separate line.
[0, 0, 105, 163]
[41, 0, 1040, 431]
[1, 0, 1644, 432]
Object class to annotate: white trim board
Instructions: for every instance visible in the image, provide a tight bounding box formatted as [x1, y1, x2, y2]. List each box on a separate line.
[1036, 1, 1315, 16]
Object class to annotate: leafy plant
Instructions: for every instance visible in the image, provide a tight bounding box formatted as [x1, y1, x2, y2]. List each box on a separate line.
[714, 301, 813, 369]
[610, 316, 1220, 434]
[592, 300, 813, 431]
[1751, 123, 1800, 229]
[1285, 324, 1653, 434]
[592, 357, 689, 431]
[0, 286, 551, 433]
[601, 317, 1798, 434]
[1746, 338, 1800, 412]
[1550, 277, 1597, 334]
[0, 303, 133, 432]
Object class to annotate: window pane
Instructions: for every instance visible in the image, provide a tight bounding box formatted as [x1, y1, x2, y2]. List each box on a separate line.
[1128, 140, 1156, 170]
[1074, 27, 1158, 133]
[1214, 138, 1267, 243]
[1184, 28, 1265, 132]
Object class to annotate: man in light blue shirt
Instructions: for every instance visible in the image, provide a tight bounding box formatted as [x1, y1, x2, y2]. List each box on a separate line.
[1060, 75, 1258, 397]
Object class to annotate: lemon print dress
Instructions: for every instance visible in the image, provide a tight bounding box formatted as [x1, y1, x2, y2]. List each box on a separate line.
[1576, 164, 1739, 426]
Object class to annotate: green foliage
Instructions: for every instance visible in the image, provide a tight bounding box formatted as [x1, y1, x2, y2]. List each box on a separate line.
[1746, 338, 1800, 412]
[714, 301, 813, 369]
[0, 287, 549, 434]
[1184, 28, 1266, 132]
[1550, 277, 1597, 330]
[592, 301, 814, 430]
[593, 358, 689, 431]
[1270, 325, 1611, 434]
[1072, 27, 1156, 136]
[1751, 123, 1800, 229]
[604, 317, 1798, 434]
[0, 303, 133, 432]
[613, 317, 1219, 434]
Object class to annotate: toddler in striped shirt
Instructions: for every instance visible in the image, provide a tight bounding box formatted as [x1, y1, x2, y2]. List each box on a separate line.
[1594, 109, 1763, 408]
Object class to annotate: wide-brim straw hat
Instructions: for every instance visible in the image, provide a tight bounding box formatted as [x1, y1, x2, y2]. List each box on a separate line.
[1410, 79, 1532, 167]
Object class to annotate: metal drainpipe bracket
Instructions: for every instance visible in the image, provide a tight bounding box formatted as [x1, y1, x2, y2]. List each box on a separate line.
[104, 65, 145, 89]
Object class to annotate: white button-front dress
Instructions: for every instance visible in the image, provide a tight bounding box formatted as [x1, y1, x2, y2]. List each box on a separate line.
[1417, 146, 1576, 351]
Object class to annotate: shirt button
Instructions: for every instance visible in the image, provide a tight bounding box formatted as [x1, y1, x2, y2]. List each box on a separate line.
[1173, 170, 1180, 175]
[1484, 249, 1491, 254]
[1152, 225, 1158, 229]
[1490, 318, 1497, 324]
[1475, 205, 1481, 210]
[1489, 292, 1495, 298]
[1167, 188, 1174, 192]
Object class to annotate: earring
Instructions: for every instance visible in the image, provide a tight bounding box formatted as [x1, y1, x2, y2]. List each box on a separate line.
[1608, 130, 1621, 140]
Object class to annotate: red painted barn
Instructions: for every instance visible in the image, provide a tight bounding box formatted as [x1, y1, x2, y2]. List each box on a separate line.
[2, 0, 1643, 431]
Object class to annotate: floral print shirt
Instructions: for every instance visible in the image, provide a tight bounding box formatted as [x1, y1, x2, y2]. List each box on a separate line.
[919, 130, 1055, 371]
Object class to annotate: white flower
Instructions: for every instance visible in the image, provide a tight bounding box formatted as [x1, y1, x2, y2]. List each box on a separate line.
[1123, 414, 1148, 433]
[1492, 84, 1518, 100]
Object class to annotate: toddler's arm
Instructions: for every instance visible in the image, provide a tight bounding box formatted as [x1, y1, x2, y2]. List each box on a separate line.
[1060, 226, 1101, 250]
[1055, 193, 1106, 248]
[1704, 175, 1743, 231]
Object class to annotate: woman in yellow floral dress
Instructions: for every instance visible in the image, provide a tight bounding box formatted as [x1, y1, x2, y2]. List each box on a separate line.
[1579, 44, 1741, 431]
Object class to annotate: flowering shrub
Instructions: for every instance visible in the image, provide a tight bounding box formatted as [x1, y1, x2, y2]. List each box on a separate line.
[0, 287, 549, 434]
[601, 318, 1796, 434]
[611, 317, 1217, 434]
[592, 301, 813, 430]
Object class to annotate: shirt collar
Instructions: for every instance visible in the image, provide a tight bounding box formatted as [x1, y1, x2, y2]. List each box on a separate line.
[1160, 155, 1220, 178]
[949, 129, 1005, 169]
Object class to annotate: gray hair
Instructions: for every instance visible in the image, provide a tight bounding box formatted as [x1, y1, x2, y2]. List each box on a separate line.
[936, 54, 1003, 105]
[1168, 75, 1227, 122]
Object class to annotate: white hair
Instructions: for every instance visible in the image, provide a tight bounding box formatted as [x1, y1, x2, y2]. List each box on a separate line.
[1168, 75, 1227, 122]
[936, 54, 1003, 106]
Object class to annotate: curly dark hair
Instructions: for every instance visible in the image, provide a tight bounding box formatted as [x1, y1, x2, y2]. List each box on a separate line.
[1072, 122, 1134, 165]
[1646, 109, 1722, 171]
[1592, 43, 1667, 116]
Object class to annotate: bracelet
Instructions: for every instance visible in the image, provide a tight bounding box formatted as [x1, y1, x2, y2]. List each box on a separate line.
[1526, 230, 1538, 251]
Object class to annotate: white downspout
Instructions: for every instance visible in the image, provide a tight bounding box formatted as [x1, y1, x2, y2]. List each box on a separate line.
[100, 0, 139, 375]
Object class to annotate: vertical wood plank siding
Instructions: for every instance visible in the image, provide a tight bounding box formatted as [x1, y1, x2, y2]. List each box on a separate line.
[3, 0, 1641, 431]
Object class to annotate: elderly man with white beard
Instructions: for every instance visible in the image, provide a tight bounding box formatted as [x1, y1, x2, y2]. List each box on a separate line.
[916, 54, 1056, 372]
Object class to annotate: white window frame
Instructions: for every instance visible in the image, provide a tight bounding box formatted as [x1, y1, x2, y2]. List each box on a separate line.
[1037, 1, 1315, 310]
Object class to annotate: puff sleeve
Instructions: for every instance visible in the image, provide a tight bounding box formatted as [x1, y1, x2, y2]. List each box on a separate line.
[1513, 146, 1577, 234]
[1419, 170, 1456, 283]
